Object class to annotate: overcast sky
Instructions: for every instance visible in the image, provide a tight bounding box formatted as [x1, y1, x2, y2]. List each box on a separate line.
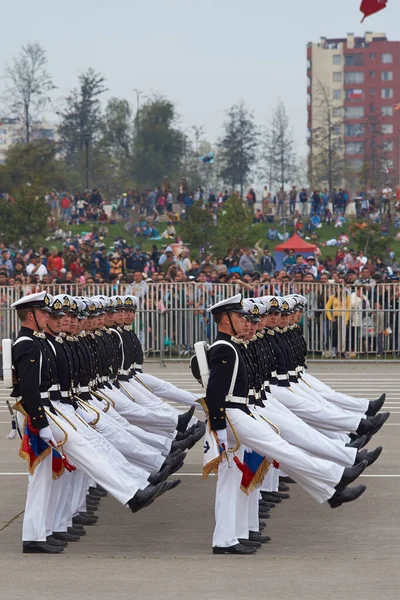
[1, 0, 398, 157]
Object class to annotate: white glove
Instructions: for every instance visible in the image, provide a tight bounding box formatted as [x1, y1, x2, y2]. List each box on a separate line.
[39, 425, 58, 447]
[76, 407, 94, 424]
[217, 428, 228, 449]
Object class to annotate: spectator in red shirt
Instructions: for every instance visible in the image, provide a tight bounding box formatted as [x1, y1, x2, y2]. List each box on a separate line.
[70, 256, 84, 278]
[60, 195, 71, 222]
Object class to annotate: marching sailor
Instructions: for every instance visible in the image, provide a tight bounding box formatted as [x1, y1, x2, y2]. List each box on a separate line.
[205, 294, 371, 556]
[11, 292, 180, 554]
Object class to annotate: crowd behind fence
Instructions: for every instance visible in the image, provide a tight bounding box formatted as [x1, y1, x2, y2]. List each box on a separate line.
[0, 282, 399, 360]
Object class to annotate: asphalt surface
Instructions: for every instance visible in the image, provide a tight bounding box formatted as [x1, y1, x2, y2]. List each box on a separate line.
[0, 362, 399, 600]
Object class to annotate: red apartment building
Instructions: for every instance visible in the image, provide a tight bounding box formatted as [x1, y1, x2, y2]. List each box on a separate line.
[307, 32, 400, 192]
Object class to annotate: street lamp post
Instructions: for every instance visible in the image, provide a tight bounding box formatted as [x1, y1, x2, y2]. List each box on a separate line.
[133, 89, 142, 130]
[83, 132, 90, 190]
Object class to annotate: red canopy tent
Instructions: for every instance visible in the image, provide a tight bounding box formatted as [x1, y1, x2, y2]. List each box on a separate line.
[274, 234, 317, 253]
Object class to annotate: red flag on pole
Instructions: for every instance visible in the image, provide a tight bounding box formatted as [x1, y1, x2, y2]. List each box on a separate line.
[360, 0, 388, 22]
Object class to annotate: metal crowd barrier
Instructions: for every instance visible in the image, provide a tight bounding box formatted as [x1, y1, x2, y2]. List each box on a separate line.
[0, 282, 399, 361]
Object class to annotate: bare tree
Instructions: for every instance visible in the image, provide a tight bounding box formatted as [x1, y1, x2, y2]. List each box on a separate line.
[310, 79, 344, 191]
[261, 99, 296, 189]
[3, 43, 55, 143]
[358, 105, 390, 190]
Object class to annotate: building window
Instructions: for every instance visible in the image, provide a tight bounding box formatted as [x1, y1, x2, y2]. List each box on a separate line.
[369, 88, 376, 95]
[384, 141, 394, 152]
[344, 72, 364, 84]
[382, 106, 393, 116]
[369, 71, 376, 77]
[344, 106, 364, 118]
[381, 88, 393, 99]
[333, 55, 341, 65]
[346, 159, 363, 171]
[333, 90, 342, 100]
[369, 53, 376, 59]
[345, 89, 364, 101]
[382, 53, 393, 63]
[333, 107, 343, 118]
[382, 71, 393, 81]
[344, 54, 364, 66]
[383, 159, 394, 170]
[333, 72, 342, 82]
[307, 59, 311, 69]
[382, 124, 394, 134]
[345, 142, 364, 155]
[345, 124, 365, 137]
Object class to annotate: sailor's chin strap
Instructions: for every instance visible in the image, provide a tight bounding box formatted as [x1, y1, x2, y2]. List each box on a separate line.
[227, 312, 237, 337]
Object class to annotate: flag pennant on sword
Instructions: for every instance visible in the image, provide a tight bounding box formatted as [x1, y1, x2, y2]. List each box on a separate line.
[360, 0, 388, 22]
[233, 450, 270, 496]
[202, 425, 227, 478]
[19, 417, 76, 479]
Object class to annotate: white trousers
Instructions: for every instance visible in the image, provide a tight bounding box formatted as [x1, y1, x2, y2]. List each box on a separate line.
[137, 372, 199, 407]
[258, 394, 357, 467]
[302, 373, 370, 414]
[93, 391, 172, 454]
[271, 385, 362, 433]
[87, 399, 165, 472]
[226, 408, 343, 504]
[213, 444, 245, 548]
[260, 464, 279, 492]
[53, 470, 74, 533]
[123, 380, 179, 418]
[17, 405, 149, 542]
[71, 469, 89, 517]
[104, 385, 177, 437]
[212, 408, 344, 547]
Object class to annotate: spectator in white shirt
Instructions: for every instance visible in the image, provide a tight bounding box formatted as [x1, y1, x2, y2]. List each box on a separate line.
[25, 253, 48, 281]
[178, 250, 191, 274]
[357, 251, 368, 269]
[125, 271, 148, 301]
[306, 256, 318, 278]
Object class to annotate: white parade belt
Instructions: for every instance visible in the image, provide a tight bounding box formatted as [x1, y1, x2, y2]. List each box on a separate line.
[225, 395, 248, 406]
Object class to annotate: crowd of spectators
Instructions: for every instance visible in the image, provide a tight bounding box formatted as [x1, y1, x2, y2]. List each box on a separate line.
[2, 181, 400, 358]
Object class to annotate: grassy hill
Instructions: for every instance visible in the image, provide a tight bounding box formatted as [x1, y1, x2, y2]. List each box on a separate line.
[55, 216, 400, 262]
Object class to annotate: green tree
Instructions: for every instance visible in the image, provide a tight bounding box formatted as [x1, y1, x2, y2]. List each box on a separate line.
[349, 222, 393, 258]
[182, 202, 216, 255]
[3, 140, 68, 191]
[218, 101, 258, 196]
[2, 43, 55, 143]
[59, 68, 107, 163]
[214, 195, 256, 254]
[0, 140, 66, 246]
[0, 189, 50, 247]
[100, 98, 133, 160]
[132, 96, 185, 189]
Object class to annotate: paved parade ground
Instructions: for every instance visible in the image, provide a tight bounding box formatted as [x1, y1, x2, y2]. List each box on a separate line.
[0, 362, 399, 600]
